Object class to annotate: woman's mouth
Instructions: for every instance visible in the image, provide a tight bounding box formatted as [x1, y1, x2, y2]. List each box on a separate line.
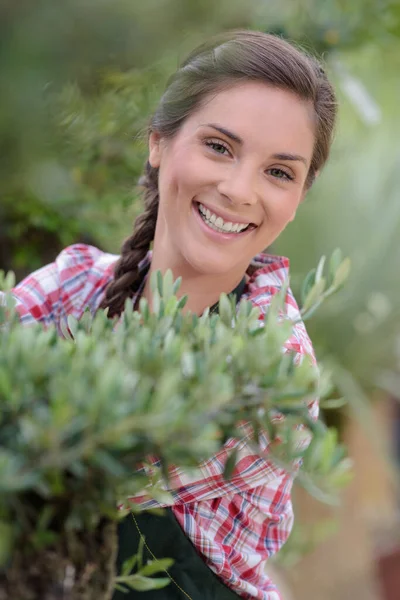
[194, 201, 257, 235]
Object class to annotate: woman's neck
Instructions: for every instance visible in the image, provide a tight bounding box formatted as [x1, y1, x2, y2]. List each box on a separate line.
[141, 249, 247, 316]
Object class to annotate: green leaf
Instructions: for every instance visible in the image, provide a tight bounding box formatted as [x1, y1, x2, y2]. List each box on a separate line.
[181, 352, 195, 378]
[172, 276, 182, 295]
[223, 447, 238, 481]
[300, 268, 316, 306]
[67, 315, 79, 338]
[218, 293, 232, 325]
[315, 255, 326, 283]
[176, 295, 188, 311]
[237, 298, 253, 319]
[156, 270, 163, 297]
[4, 271, 16, 290]
[80, 307, 93, 334]
[121, 553, 138, 576]
[327, 458, 354, 488]
[149, 270, 159, 295]
[116, 574, 171, 591]
[146, 487, 174, 505]
[317, 367, 334, 399]
[163, 270, 174, 300]
[164, 296, 177, 316]
[139, 558, 174, 576]
[139, 296, 150, 320]
[320, 397, 347, 410]
[302, 278, 326, 314]
[137, 534, 144, 571]
[333, 258, 351, 289]
[302, 436, 324, 472]
[318, 428, 339, 474]
[267, 280, 289, 320]
[328, 248, 343, 286]
[5, 292, 17, 312]
[60, 317, 74, 341]
[114, 583, 129, 593]
[152, 291, 161, 315]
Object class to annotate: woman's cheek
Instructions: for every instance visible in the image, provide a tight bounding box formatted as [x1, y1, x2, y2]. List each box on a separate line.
[266, 202, 296, 235]
[183, 147, 221, 184]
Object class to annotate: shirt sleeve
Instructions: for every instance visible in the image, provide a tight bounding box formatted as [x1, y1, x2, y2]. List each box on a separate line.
[130, 417, 296, 508]
[1, 244, 116, 334]
[170, 470, 293, 600]
[226, 473, 294, 597]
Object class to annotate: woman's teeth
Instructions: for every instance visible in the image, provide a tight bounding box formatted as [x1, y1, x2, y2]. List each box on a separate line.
[198, 203, 250, 234]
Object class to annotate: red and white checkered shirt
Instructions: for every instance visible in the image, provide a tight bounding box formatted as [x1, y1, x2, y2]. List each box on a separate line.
[6, 244, 318, 600]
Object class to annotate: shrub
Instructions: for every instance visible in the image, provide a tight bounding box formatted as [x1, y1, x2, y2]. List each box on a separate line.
[0, 258, 351, 599]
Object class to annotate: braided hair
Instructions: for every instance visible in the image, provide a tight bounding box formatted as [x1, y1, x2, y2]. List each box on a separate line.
[99, 161, 159, 317]
[101, 30, 337, 318]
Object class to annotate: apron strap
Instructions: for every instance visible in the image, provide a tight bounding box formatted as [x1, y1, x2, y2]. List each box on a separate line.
[114, 509, 240, 599]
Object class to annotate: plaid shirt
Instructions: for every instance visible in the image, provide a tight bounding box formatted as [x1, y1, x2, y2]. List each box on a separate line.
[6, 244, 318, 600]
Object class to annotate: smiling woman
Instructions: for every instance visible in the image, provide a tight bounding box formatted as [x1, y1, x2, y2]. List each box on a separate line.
[145, 82, 315, 307]
[9, 30, 337, 600]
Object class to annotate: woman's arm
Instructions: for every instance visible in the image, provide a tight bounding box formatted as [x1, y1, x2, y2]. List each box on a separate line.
[129, 399, 312, 508]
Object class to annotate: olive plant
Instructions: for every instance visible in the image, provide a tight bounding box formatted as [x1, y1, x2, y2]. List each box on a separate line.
[0, 252, 351, 599]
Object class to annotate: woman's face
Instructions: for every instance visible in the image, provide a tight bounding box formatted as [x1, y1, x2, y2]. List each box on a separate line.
[149, 81, 316, 279]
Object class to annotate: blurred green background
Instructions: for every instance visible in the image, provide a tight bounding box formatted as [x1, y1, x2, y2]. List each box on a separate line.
[1, 1, 400, 598]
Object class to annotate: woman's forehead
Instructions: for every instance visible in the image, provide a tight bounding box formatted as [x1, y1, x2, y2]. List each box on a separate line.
[185, 81, 315, 159]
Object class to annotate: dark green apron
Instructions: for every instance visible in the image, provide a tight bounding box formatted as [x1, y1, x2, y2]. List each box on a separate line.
[113, 509, 241, 599]
[113, 278, 247, 600]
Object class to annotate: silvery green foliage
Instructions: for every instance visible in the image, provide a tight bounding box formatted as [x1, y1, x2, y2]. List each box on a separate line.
[0, 253, 351, 575]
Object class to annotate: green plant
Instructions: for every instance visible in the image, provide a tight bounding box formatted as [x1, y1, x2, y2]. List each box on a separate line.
[0, 253, 351, 599]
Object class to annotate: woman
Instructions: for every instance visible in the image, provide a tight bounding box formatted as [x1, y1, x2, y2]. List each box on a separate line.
[8, 30, 336, 600]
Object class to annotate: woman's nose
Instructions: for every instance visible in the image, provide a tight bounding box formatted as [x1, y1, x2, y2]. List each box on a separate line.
[217, 165, 258, 207]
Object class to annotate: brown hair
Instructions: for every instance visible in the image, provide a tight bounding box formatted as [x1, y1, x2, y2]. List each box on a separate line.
[101, 30, 337, 318]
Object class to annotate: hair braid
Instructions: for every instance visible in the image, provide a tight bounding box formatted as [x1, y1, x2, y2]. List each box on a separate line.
[100, 161, 159, 318]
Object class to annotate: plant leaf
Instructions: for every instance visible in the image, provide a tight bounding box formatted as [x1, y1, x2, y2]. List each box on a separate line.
[300, 268, 316, 306]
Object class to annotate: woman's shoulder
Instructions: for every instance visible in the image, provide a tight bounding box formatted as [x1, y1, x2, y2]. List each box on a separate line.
[55, 243, 119, 311]
[245, 251, 317, 365]
[54, 243, 117, 294]
[245, 251, 292, 310]
[10, 244, 119, 329]
[56, 243, 118, 271]
[246, 251, 290, 288]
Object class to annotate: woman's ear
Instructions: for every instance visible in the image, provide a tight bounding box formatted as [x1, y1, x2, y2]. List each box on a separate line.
[148, 131, 162, 168]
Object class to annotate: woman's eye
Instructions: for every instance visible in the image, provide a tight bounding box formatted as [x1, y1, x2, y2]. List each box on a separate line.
[269, 167, 293, 181]
[205, 140, 230, 155]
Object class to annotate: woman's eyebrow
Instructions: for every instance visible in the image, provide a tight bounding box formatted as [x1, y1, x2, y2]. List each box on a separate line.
[202, 123, 243, 144]
[272, 153, 308, 166]
[202, 123, 308, 165]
